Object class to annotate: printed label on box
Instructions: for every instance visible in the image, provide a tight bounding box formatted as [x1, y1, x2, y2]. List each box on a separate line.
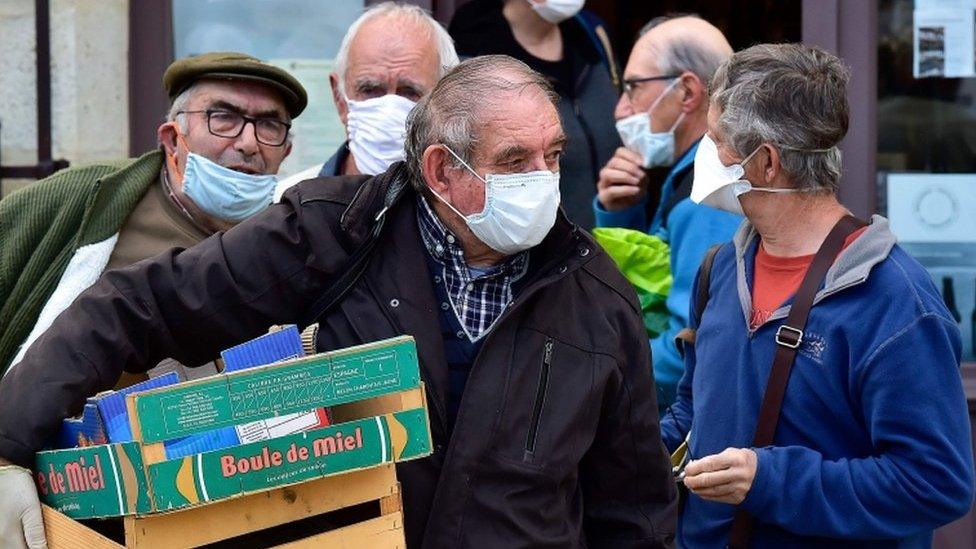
[34, 442, 150, 518]
[149, 408, 430, 511]
[134, 337, 420, 443]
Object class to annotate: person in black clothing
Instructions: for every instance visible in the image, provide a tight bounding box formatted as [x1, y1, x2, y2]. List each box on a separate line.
[449, 0, 621, 230]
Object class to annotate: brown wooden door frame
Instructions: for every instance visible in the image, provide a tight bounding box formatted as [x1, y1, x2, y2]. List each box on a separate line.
[128, 0, 174, 157]
[802, 0, 878, 218]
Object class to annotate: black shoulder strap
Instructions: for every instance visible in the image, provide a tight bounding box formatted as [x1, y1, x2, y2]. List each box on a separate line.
[674, 243, 722, 357]
[301, 176, 409, 329]
[694, 244, 722, 326]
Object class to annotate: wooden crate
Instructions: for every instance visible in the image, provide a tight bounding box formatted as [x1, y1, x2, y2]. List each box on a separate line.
[38, 336, 430, 548]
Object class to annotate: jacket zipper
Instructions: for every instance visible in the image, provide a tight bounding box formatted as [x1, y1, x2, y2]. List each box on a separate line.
[524, 337, 554, 459]
[436, 241, 579, 544]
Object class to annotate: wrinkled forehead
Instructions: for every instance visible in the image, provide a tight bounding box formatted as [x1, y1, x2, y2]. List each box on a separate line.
[185, 79, 290, 119]
[472, 87, 564, 161]
[345, 16, 441, 86]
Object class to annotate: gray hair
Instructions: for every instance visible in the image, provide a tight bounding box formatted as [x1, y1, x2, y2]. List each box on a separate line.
[404, 55, 558, 191]
[639, 14, 729, 88]
[710, 43, 850, 193]
[166, 85, 196, 130]
[334, 2, 459, 94]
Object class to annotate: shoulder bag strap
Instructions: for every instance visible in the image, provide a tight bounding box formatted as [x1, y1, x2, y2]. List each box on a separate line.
[727, 214, 866, 549]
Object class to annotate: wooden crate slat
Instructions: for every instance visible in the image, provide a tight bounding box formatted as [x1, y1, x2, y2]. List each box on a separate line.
[272, 512, 405, 549]
[124, 464, 399, 548]
[42, 505, 122, 549]
[130, 336, 420, 443]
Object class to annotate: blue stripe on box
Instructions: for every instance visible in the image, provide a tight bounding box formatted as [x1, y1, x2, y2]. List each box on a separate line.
[95, 372, 180, 442]
[220, 325, 305, 372]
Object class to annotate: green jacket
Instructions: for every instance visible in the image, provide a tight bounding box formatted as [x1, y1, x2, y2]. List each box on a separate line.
[0, 150, 163, 375]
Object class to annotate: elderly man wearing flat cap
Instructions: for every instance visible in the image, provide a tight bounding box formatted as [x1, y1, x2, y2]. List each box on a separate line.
[0, 52, 306, 385]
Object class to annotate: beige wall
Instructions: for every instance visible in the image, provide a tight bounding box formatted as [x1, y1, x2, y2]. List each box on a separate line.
[0, 0, 129, 197]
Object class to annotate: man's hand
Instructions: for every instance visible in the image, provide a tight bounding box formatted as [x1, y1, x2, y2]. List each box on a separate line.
[596, 147, 647, 211]
[0, 464, 47, 549]
[682, 447, 757, 505]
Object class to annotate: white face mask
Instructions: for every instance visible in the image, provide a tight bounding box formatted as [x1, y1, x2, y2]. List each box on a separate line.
[528, 0, 585, 24]
[690, 134, 801, 216]
[432, 146, 561, 255]
[345, 93, 416, 175]
[615, 80, 684, 168]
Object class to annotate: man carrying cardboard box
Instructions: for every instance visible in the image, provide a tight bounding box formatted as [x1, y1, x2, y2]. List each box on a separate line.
[0, 55, 676, 547]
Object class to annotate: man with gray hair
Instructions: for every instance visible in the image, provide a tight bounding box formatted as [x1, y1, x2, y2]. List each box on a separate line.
[662, 43, 974, 547]
[593, 15, 739, 408]
[0, 55, 677, 546]
[276, 1, 458, 197]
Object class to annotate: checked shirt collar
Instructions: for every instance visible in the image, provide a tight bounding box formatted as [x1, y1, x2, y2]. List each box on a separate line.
[416, 195, 529, 341]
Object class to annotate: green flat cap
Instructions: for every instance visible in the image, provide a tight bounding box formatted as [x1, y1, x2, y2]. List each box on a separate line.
[164, 51, 308, 117]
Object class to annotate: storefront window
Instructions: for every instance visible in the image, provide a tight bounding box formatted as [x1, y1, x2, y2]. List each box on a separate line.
[878, 0, 976, 359]
[172, 0, 366, 177]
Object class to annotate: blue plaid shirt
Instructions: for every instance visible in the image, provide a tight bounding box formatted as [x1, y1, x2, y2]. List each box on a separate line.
[416, 196, 529, 341]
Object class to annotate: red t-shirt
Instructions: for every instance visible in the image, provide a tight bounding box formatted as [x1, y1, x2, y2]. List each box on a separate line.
[750, 228, 867, 329]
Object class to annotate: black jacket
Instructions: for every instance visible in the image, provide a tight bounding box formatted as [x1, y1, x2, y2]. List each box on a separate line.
[0, 164, 677, 547]
[450, 0, 622, 230]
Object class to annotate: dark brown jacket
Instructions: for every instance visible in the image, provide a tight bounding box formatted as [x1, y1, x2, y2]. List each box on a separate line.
[0, 164, 677, 547]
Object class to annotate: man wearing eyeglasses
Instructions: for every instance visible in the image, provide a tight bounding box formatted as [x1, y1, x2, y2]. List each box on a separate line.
[593, 15, 740, 407]
[0, 52, 306, 382]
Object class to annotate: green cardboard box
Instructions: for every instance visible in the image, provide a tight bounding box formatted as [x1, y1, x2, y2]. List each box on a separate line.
[34, 336, 431, 519]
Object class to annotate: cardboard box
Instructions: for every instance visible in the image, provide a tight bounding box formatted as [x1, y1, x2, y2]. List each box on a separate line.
[34, 336, 429, 520]
[35, 442, 150, 517]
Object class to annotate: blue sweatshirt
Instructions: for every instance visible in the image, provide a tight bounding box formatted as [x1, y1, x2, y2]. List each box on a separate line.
[594, 140, 741, 404]
[661, 216, 975, 547]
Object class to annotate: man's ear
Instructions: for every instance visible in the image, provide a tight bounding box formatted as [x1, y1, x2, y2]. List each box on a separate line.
[678, 71, 706, 114]
[422, 145, 453, 197]
[762, 144, 782, 186]
[330, 72, 349, 128]
[157, 121, 179, 155]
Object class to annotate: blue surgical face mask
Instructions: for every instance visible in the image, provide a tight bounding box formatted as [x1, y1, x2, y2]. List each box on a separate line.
[181, 152, 277, 222]
[615, 79, 684, 168]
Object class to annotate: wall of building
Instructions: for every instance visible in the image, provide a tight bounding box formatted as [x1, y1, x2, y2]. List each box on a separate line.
[0, 0, 129, 197]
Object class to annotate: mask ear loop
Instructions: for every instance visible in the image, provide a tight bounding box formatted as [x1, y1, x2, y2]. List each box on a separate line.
[164, 123, 193, 185]
[427, 145, 489, 220]
[647, 78, 685, 133]
[443, 145, 487, 183]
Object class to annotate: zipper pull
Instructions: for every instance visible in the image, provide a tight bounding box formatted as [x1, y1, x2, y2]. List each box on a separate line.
[543, 338, 554, 364]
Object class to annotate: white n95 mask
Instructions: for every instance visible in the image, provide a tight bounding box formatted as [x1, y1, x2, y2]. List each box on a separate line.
[434, 146, 561, 255]
[345, 94, 416, 175]
[690, 134, 801, 216]
[529, 0, 585, 24]
[616, 80, 684, 168]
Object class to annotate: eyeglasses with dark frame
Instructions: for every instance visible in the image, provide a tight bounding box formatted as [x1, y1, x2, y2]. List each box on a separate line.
[622, 74, 681, 101]
[177, 109, 292, 147]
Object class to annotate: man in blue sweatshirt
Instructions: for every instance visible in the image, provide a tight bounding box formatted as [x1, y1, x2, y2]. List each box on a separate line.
[663, 42, 974, 547]
[593, 15, 740, 406]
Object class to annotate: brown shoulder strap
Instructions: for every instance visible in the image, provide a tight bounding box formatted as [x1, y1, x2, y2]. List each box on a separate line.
[727, 215, 866, 548]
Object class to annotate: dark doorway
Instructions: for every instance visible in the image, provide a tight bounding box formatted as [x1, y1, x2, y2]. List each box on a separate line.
[585, 0, 802, 66]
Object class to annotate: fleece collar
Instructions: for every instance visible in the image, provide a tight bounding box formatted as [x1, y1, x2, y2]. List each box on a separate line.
[731, 214, 898, 331]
